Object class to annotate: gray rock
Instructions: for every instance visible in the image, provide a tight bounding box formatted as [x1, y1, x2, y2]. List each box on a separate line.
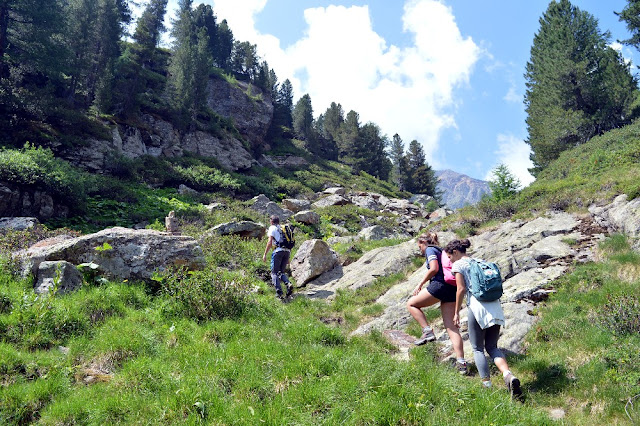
[409, 194, 434, 207]
[206, 221, 265, 239]
[323, 187, 346, 196]
[304, 239, 419, 299]
[204, 202, 225, 212]
[18, 227, 205, 284]
[312, 194, 350, 208]
[0, 217, 39, 230]
[590, 194, 640, 249]
[291, 239, 339, 286]
[0, 183, 69, 220]
[351, 195, 380, 211]
[206, 79, 273, 151]
[293, 210, 320, 225]
[34, 260, 83, 295]
[178, 184, 197, 195]
[358, 225, 392, 241]
[249, 194, 293, 219]
[282, 198, 312, 213]
[181, 131, 255, 171]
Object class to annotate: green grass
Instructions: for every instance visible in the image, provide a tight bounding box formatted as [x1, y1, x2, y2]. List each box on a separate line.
[510, 234, 640, 424]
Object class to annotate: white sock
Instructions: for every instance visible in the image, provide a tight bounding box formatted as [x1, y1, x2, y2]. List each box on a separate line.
[502, 370, 512, 378]
[457, 358, 466, 364]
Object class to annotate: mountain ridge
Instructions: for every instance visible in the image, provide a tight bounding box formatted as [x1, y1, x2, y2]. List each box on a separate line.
[435, 169, 490, 209]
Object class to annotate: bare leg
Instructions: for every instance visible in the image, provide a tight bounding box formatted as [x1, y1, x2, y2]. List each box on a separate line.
[406, 289, 440, 329]
[441, 302, 464, 359]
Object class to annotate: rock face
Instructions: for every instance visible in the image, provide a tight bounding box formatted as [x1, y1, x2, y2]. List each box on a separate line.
[206, 79, 273, 152]
[346, 212, 604, 359]
[18, 227, 205, 284]
[0, 183, 69, 220]
[282, 199, 312, 213]
[590, 194, 640, 249]
[62, 77, 275, 173]
[436, 169, 490, 210]
[291, 239, 339, 286]
[293, 210, 320, 225]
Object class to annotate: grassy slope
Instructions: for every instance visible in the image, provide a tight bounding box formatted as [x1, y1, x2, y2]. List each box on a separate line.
[2, 121, 640, 423]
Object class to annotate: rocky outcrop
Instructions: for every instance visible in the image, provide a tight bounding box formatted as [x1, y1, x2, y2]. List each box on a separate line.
[17, 227, 205, 284]
[349, 212, 604, 359]
[206, 79, 273, 151]
[291, 239, 339, 286]
[436, 169, 490, 209]
[312, 194, 350, 208]
[0, 183, 69, 220]
[282, 199, 312, 213]
[590, 194, 640, 249]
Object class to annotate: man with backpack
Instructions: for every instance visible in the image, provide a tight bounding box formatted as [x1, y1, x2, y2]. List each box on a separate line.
[262, 215, 294, 300]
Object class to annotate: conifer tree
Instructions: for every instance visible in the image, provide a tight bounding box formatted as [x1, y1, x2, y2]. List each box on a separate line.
[389, 133, 408, 189]
[525, 0, 637, 175]
[214, 19, 233, 70]
[167, 0, 212, 126]
[292, 93, 314, 142]
[405, 140, 438, 195]
[488, 163, 521, 201]
[616, 0, 640, 50]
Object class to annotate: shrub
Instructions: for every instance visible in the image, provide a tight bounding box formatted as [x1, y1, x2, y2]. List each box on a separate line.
[599, 295, 640, 336]
[160, 268, 254, 322]
[0, 144, 90, 211]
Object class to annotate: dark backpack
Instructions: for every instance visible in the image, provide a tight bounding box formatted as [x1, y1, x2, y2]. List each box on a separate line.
[275, 224, 295, 250]
[468, 259, 503, 301]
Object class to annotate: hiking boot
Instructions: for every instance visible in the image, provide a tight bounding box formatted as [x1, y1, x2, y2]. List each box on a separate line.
[504, 373, 523, 400]
[276, 291, 285, 301]
[414, 327, 436, 345]
[456, 361, 468, 376]
[285, 284, 293, 298]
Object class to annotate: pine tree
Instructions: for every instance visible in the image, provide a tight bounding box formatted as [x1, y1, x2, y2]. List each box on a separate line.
[358, 122, 392, 180]
[525, 0, 637, 175]
[273, 79, 293, 128]
[133, 0, 168, 68]
[488, 164, 521, 201]
[321, 102, 344, 143]
[616, 0, 640, 50]
[292, 93, 314, 142]
[214, 19, 233, 70]
[405, 140, 437, 195]
[167, 0, 212, 126]
[389, 133, 407, 188]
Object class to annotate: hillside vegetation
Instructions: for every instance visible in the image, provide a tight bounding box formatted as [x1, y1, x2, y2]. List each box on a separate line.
[1, 119, 640, 424]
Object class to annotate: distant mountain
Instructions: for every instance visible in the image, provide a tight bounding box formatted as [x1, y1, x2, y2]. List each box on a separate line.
[435, 169, 491, 209]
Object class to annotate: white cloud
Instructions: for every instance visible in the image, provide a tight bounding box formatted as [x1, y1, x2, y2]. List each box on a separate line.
[203, 0, 480, 168]
[485, 133, 535, 187]
[503, 84, 520, 103]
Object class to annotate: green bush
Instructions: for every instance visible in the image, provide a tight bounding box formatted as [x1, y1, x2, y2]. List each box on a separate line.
[0, 144, 90, 211]
[599, 295, 640, 336]
[160, 268, 255, 322]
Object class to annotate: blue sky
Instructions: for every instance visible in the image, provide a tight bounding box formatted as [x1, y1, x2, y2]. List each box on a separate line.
[156, 0, 639, 185]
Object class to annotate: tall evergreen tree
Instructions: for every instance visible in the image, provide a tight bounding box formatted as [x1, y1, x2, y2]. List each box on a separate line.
[616, 0, 640, 50]
[193, 3, 217, 57]
[214, 19, 233, 70]
[292, 93, 314, 142]
[488, 164, 521, 201]
[358, 122, 392, 180]
[273, 78, 293, 128]
[231, 41, 259, 80]
[65, 0, 131, 107]
[405, 140, 437, 195]
[134, 0, 168, 67]
[167, 0, 212, 126]
[389, 133, 408, 189]
[525, 0, 637, 175]
[321, 102, 344, 143]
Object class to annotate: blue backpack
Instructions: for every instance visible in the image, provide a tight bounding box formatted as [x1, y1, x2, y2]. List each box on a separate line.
[468, 259, 503, 301]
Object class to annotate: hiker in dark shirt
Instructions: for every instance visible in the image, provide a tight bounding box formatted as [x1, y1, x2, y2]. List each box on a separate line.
[262, 215, 293, 300]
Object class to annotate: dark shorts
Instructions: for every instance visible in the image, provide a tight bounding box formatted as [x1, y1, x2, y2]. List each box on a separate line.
[426, 280, 456, 303]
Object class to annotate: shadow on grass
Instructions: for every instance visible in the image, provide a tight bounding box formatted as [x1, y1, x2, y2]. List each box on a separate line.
[526, 360, 573, 395]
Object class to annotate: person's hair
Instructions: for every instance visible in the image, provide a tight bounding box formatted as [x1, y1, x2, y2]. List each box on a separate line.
[417, 232, 439, 246]
[444, 239, 471, 255]
[270, 215, 280, 224]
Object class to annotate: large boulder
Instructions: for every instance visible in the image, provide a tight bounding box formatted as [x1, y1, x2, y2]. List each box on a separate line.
[282, 198, 312, 213]
[34, 260, 83, 295]
[358, 225, 393, 241]
[205, 221, 265, 239]
[293, 210, 320, 225]
[0, 217, 39, 231]
[291, 239, 339, 286]
[17, 227, 205, 283]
